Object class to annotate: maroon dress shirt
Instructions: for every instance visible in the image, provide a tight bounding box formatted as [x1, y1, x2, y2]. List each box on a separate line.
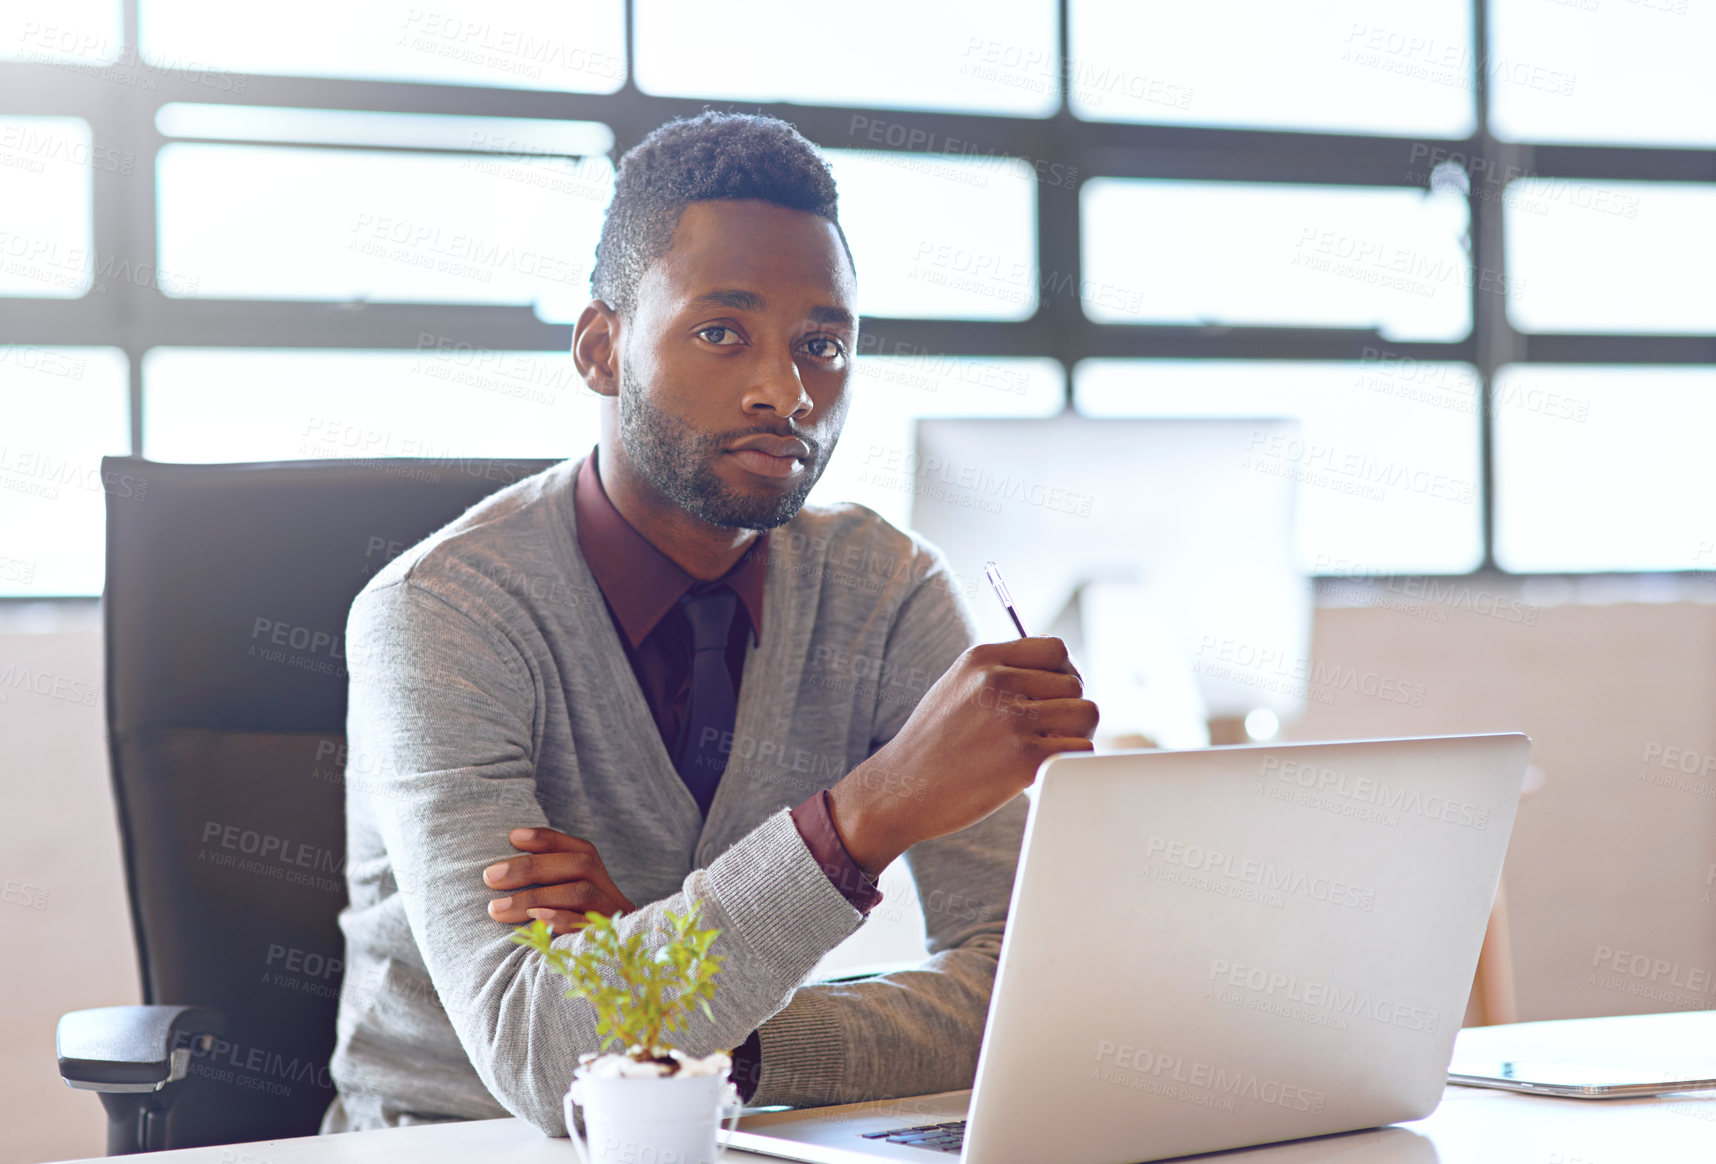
[571, 450, 883, 1098]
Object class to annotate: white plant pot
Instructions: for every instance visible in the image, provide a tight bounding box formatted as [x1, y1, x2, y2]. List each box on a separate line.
[565, 1059, 741, 1164]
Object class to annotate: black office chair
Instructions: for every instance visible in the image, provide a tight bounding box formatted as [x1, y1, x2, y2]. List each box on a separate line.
[56, 455, 558, 1154]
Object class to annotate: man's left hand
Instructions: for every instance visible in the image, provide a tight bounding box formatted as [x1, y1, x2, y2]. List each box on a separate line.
[483, 827, 636, 935]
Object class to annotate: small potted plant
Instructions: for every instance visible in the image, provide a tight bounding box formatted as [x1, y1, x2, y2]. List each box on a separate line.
[509, 903, 740, 1164]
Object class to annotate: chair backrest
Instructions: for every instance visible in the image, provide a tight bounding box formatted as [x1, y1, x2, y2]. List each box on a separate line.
[101, 455, 558, 1148]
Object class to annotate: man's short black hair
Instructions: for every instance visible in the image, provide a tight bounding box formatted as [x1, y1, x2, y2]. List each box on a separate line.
[591, 111, 854, 322]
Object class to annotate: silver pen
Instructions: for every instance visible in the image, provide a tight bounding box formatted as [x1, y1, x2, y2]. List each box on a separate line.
[984, 561, 1029, 639]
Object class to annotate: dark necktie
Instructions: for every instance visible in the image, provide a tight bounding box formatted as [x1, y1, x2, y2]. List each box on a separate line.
[672, 585, 739, 817]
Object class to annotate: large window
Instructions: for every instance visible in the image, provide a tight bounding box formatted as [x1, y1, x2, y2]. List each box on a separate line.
[3, 0, 1712, 595]
[1503, 180, 1716, 334]
[142, 348, 595, 463]
[1492, 367, 1716, 573]
[828, 151, 1040, 321]
[1487, 0, 1716, 148]
[139, 0, 628, 92]
[0, 349, 130, 598]
[635, 0, 1060, 117]
[1069, 0, 1476, 136]
[1080, 179, 1474, 340]
[0, 118, 95, 297]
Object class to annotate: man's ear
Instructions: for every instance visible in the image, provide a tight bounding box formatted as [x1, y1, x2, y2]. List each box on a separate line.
[572, 299, 621, 398]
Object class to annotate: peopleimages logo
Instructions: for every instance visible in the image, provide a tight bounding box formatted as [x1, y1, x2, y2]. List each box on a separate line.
[1208, 958, 1441, 1034]
[1194, 636, 1427, 708]
[1094, 1041, 1325, 1114]
[1143, 835, 1377, 912]
[1259, 755, 1489, 830]
[1590, 944, 1716, 999]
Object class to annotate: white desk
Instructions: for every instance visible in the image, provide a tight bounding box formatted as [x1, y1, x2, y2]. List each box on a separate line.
[45, 1083, 1716, 1164]
[48, 1014, 1716, 1164]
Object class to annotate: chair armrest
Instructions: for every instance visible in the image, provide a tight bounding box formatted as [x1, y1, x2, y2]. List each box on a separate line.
[57, 1005, 225, 1093]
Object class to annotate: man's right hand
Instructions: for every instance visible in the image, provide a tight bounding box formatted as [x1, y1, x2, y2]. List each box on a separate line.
[484, 827, 637, 935]
[827, 636, 1099, 879]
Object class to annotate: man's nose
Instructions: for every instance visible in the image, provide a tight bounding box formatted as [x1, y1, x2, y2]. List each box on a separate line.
[744, 348, 813, 418]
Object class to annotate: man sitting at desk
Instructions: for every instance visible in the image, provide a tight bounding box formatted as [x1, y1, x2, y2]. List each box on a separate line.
[320, 111, 1099, 1136]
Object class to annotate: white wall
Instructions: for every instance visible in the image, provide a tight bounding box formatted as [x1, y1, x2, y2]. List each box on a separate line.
[0, 603, 136, 1164]
[1286, 581, 1716, 1023]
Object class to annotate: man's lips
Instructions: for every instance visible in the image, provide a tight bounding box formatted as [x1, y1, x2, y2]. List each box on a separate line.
[728, 448, 805, 479]
[726, 434, 812, 480]
[728, 435, 811, 459]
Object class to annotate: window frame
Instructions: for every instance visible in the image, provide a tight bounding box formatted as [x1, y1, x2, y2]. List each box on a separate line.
[3, 0, 1714, 597]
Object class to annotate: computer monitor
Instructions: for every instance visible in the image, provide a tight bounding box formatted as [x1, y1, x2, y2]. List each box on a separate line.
[908, 415, 1310, 739]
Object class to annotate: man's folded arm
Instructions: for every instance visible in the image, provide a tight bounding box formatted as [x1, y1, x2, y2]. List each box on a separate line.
[347, 580, 863, 1135]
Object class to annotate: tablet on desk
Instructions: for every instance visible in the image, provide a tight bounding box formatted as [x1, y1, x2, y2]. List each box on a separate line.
[1448, 1058, 1716, 1098]
[1449, 1011, 1716, 1098]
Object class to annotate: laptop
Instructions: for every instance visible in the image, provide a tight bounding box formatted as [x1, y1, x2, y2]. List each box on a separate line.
[731, 733, 1530, 1164]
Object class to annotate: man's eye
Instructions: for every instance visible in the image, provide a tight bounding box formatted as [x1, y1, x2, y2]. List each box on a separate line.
[698, 326, 741, 345]
[802, 337, 847, 363]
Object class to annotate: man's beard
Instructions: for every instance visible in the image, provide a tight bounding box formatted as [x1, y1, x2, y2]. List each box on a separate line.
[618, 389, 830, 530]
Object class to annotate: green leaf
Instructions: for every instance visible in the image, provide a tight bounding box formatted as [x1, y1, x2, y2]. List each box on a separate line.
[512, 897, 725, 1054]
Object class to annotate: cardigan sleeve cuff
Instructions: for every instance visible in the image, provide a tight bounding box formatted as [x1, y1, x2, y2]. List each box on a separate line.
[791, 788, 884, 915]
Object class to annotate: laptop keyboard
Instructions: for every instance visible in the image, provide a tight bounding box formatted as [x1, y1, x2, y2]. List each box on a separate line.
[861, 1120, 966, 1153]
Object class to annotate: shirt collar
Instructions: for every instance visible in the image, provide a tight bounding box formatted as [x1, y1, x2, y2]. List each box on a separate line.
[573, 448, 767, 649]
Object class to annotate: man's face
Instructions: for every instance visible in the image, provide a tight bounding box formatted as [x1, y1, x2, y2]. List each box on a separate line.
[617, 198, 858, 531]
